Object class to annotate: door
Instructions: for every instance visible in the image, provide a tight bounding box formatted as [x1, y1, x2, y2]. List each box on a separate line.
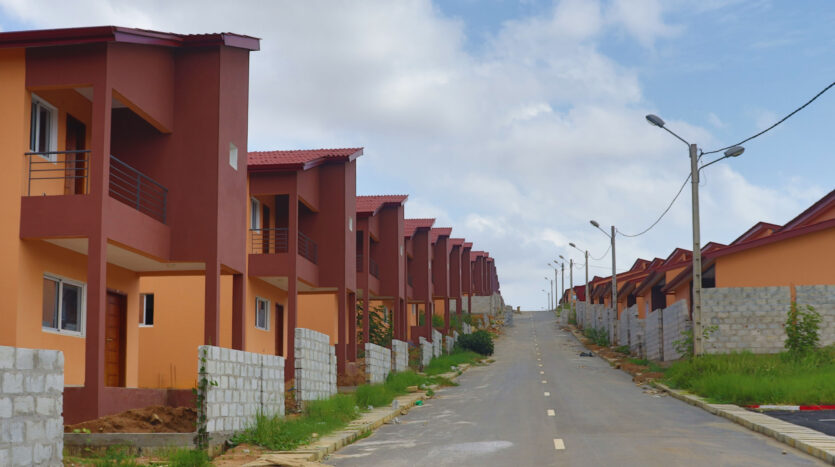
[64, 115, 86, 195]
[275, 304, 285, 356]
[105, 292, 127, 387]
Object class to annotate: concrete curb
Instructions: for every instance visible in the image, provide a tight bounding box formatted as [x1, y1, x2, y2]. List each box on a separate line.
[246, 363, 477, 464]
[656, 383, 835, 465]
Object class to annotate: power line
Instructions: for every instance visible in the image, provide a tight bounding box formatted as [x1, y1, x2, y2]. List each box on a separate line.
[616, 173, 691, 238]
[702, 80, 835, 156]
[590, 244, 611, 261]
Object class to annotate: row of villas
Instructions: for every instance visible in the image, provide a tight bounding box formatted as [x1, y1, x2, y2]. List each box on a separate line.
[562, 188, 835, 319]
[0, 26, 501, 424]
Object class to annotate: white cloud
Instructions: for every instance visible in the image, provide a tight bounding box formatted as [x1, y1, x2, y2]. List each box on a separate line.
[0, 0, 819, 308]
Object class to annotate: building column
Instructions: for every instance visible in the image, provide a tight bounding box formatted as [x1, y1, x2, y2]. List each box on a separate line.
[82, 232, 107, 419]
[231, 273, 246, 350]
[347, 292, 357, 361]
[443, 298, 450, 334]
[362, 231, 370, 345]
[456, 297, 463, 319]
[285, 192, 299, 382]
[424, 297, 433, 341]
[336, 286, 348, 375]
[204, 259, 221, 346]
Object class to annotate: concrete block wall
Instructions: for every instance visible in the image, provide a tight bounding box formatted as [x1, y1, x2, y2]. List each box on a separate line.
[462, 323, 473, 334]
[444, 336, 455, 354]
[453, 331, 460, 343]
[607, 307, 618, 345]
[626, 306, 644, 357]
[294, 328, 337, 401]
[391, 339, 409, 373]
[618, 306, 630, 347]
[419, 337, 433, 367]
[796, 285, 835, 346]
[364, 343, 391, 384]
[662, 300, 691, 361]
[471, 295, 501, 316]
[644, 308, 662, 361]
[0, 346, 63, 467]
[199, 345, 284, 434]
[702, 287, 791, 354]
[432, 330, 443, 357]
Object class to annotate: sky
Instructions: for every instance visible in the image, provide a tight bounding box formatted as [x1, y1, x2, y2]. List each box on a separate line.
[2, 0, 834, 309]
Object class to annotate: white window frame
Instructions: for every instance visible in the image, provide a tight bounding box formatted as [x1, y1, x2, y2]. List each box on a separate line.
[42, 273, 86, 337]
[30, 94, 58, 162]
[229, 142, 238, 170]
[250, 197, 261, 230]
[140, 293, 154, 327]
[255, 297, 270, 331]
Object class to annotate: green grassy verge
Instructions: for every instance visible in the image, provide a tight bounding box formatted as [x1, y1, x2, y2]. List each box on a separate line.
[64, 446, 210, 467]
[234, 369, 444, 451]
[664, 347, 835, 405]
[423, 351, 482, 376]
[627, 358, 666, 374]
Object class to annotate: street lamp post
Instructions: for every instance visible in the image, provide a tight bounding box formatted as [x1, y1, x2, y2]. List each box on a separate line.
[545, 276, 554, 311]
[591, 220, 617, 329]
[645, 114, 744, 356]
[569, 243, 589, 308]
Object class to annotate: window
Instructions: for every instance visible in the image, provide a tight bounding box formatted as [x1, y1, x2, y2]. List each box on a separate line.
[250, 198, 261, 230]
[140, 294, 154, 326]
[42, 275, 85, 335]
[255, 297, 270, 330]
[229, 143, 238, 170]
[30, 94, 58, 160]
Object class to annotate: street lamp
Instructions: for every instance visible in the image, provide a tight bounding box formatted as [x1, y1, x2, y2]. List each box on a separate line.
[554, 260, 564, 308]
[646, 114, 745, 356]
[590, 219, 617, 319]
[548, 262, 559, 310]
[560, 254, 573, 304]
[569, 243, 589, 309]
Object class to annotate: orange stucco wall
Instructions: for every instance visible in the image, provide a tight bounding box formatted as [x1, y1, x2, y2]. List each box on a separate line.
[14, 241, 139, 387]
[136, 275, 288, 389]
[298, 293, 339, 345]
[715, 227, 835, 287]
[433, 299, 445, 317]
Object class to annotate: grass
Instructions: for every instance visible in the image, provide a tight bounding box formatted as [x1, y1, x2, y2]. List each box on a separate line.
[64, 446, 139, 466]
[423, 350, 482, 376]
[165, 448, 211, 467]
[664, 347, 835, 405]
[234, 369, 446, 451]
[627, 358, 665, 374]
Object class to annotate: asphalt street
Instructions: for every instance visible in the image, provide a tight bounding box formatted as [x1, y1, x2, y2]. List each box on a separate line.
[766, 410, 835, 436]
[325, 310, 826, 466]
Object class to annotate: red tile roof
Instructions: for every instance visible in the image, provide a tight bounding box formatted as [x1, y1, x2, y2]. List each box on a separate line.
[430, 228, 453, 242]
[404, 218, 435, 237]
[0, 26, 260, 50]
[779, 188, 835, 231]
[463, 242, 473, 249]
[248, 148, 363, 172]
[449, 238, 465, 247]
[471, 251, 487, 258]
[356, 195, 408, 215]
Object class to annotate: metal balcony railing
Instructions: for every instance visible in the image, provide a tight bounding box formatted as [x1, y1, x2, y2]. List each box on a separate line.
[369, 258, 380, 279]
[250, 228, 289, 254]
[109, 155, 167, 223]
[25, 150, 90, 196]
[298, 231, 318, 264]
[356, 254, 363, 272]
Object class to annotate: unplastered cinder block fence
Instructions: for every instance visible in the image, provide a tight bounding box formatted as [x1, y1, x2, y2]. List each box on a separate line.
[198, 345, 284, 435]
[0, 346, 64, 467]
[618, 305, 630, 347]
[364, 343, 391, 384]
[432, 330, 443, 358]
[644, 308, 663, 361]
[702, 285, 835, 354]
[391, 340, 409, 373]
[444, 336, 455, 354]
[294, 328, 337, 401]
[626, 305, 644, 357]
[662, 300, 691, 361]
[419, 337, 433, 367]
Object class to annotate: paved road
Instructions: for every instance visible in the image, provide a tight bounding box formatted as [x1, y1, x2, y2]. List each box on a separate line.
[768, 410, 835, 436]
[325, 311, 825, 466]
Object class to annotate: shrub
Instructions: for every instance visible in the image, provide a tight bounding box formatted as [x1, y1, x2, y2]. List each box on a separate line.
[432, 314, 445, 329]
[584, 327, 609, 347]
[457, 330, 494, 356]
[166, 449, 210, 467]
[356, 301, 392, 347]
[785, 302, 821, 358]
[450, 313, 462, 332]
[463, 314, 476, 326]
[424, 351, 481, 375]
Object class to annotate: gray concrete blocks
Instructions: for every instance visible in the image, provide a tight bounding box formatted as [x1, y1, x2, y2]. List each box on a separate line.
[0, 345, 63, 467]
[431, 330, 443, 358]
[444, 336, 455, 354]
[662, 300, 691, 361]
[391, 340, 409, 373]
[796, 285, 835, 347]
[198, 345, 285, 434]
[645, 308, 662, 361]
[419, 337, 433, 368]
[364, 343, 391, 384]
[294, 328, 337, 401]
[702, 287, 791, 354]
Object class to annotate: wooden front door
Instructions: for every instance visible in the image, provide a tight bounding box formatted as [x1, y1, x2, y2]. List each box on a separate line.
[64, 115, 86, 195]
[105, 292, 127, 387]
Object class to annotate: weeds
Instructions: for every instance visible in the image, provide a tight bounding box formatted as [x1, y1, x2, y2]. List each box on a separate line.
[423, 350, 482, 376]
[166, 448, 211, 467]
[785, 303, 821, 358]
[615, 345, 630, 355]
[584, 327, 609, 347]
[665, 347, 835, 405]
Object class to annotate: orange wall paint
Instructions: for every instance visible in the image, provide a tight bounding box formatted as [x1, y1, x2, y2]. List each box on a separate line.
[0, 49, 26, 348]
[298, 293, 339, 345]
[248, 278, 288, 356]
[715, 227, 835, 288]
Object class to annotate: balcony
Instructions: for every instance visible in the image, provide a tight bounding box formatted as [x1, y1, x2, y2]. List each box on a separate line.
[369, 257, 380, 279]
[250, 228, 318, 264]
[25, 151, 168, 224]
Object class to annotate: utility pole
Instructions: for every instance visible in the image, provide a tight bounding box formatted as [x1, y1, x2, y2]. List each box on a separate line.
[561, 263, 565, 308]
[584, 250, 589, 307]
[610, 225, 617, 309]
[569, 258, 574, 304]
[690, 142, 703, 356]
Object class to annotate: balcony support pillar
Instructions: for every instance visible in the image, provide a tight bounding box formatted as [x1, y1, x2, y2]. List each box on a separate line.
[231, 273, 246, 350]
[285, 189, 299, 382]
[204, 259, 220, 346]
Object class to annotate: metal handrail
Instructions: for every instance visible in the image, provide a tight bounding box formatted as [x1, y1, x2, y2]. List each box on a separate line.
[298, 231, 318, 264]
[108, 155, 168, 224]
[25, 150, 90, 196]
[250, 228, 289, 254]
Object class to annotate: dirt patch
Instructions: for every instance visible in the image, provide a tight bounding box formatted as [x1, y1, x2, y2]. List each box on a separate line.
[567, 325, 666, 386]
[211, 443, 272, 467]
[337, 359, 366, 387]
[64, 405, 196, 433]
